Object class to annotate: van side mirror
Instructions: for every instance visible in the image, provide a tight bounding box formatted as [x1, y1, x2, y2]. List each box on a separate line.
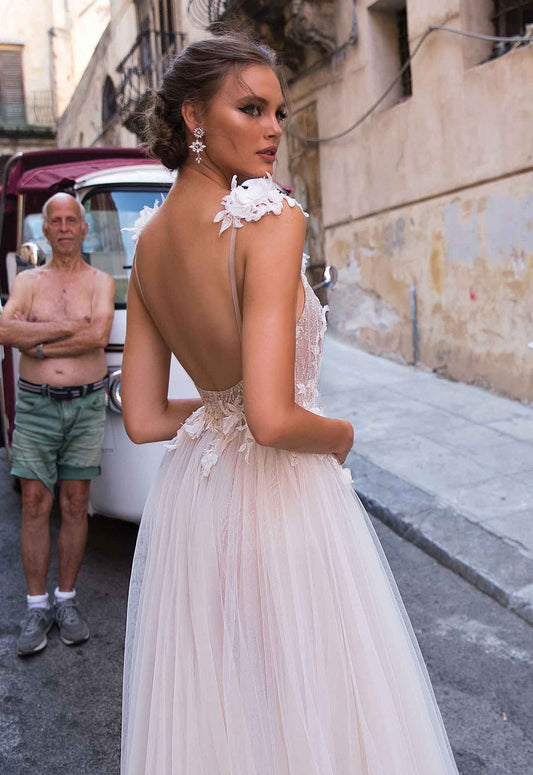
[15, 242, 46, 269]
[311, 264, 338, 291]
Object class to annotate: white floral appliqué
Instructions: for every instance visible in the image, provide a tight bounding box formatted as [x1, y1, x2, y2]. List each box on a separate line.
[122, 196, 166, 243]
[167, 384, 255, 477]
[213, 174, 308, 236]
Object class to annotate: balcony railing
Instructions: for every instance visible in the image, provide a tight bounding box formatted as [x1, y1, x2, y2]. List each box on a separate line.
[116, 29, 186, 122]
[187, 0, 230, 27]
[29, 90, 56, 126]
[0, 90, 55, 129]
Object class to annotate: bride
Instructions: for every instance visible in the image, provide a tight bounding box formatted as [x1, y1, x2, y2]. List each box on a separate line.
[120, 33, 459, 775]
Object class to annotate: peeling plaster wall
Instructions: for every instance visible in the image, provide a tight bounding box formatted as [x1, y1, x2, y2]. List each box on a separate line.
[282, 0, 533, 402]
[325, 174, 533, 402]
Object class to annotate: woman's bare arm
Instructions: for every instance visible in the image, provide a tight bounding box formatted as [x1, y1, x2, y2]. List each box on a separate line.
[241, 203, 354, 463]
[121, 269, 202, 444]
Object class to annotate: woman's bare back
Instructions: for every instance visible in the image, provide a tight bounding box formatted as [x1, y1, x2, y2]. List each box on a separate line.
[134, 181, 245, 391]
[133, 178, 305, 392]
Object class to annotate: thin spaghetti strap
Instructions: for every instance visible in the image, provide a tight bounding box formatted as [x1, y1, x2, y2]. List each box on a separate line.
[132, 253, 149, 308]
[228, 226, 243, 340]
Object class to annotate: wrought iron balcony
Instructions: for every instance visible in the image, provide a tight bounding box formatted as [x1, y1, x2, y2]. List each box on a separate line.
[116, 29, 186, 124]
[0, 90, 55, 129]
[186, 0, 338, 72]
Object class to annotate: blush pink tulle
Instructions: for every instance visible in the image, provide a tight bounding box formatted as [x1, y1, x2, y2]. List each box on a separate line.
[121, 229, 459, 774]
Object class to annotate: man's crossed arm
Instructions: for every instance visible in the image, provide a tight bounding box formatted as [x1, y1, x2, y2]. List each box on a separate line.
[0, 271, 115, 358]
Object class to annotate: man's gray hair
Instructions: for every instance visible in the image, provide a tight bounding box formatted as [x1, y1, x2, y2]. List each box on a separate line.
[42, 193, 86, 225]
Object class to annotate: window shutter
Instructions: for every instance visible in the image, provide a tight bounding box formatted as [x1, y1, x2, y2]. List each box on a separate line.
[0, 49, 26, 127]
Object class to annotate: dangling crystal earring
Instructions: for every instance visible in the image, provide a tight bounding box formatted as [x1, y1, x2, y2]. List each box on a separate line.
[189, 127, 206, 164]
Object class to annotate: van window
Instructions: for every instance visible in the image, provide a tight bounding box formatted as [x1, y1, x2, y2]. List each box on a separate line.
[83, 188, 169, 307]
[22, 214, 51, 258]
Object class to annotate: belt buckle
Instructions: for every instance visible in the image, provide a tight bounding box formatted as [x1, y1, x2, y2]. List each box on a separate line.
[48, 385, 68, 400]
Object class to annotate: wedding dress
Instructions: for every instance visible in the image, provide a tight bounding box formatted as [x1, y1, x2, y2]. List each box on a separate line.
[121, 176, 459, 774]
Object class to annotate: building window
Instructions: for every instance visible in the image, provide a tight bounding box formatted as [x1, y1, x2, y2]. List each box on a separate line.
[159, 0, 175, 54]
[0, 46, 26, 127]
[396, 8, 412, 98]
[102, 76, 117, 127]
[463, 0, 533, 65]
[492, 0, 533, 38]
[368, 0, 412, 110]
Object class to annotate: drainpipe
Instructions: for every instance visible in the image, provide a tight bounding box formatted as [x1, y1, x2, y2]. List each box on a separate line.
[410, 284, 418, 365]
[48, 27, 58, 127]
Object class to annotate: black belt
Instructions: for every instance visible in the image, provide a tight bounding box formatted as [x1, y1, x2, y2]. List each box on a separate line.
[18, 376, 108, 401]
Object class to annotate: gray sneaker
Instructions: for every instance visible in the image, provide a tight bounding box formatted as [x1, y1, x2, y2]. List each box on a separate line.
[17, 607, 54, 656]
[54, 598, 90, 646]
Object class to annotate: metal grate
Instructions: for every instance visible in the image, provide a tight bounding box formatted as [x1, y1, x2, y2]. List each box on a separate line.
[187, 0, 230, 28]
[492, 0, 533, 37]
[186, 0, 249, 29]
[116, 28, 186, 120]
[29, 90, 56, 126]
[397, 8, 412, 99]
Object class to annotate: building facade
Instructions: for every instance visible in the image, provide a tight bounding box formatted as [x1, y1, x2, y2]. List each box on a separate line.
[273, 0, 533, 402]
[58, 0, 197, 147]
[0, 0, 110, 164]
[58, 0, 533, 402]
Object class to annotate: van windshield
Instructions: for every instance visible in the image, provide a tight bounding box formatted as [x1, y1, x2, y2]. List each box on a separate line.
[82, 188, 169, 307]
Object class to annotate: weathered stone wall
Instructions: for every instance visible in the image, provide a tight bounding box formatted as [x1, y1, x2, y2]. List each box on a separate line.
[325, 174, 533, 402]
[278, 0, 533, 401]
[58, 0, 198, 147]
[0, 0, 53, 102]
[0, 0, 111, 155]
[53, 0, 111, 116]
[57, 0, 138, 147]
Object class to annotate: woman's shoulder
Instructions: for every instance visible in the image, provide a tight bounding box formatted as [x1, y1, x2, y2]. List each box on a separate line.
[213, 174, 308, 236]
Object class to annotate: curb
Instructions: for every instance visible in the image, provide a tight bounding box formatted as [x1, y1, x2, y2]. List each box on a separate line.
[346, 450, 533, 627]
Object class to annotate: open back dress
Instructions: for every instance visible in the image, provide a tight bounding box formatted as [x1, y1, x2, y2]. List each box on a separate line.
[121, 176, 459, 775]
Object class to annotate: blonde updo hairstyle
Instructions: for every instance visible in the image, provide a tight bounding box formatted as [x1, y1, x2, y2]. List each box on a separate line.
[143, 34, 284, 171]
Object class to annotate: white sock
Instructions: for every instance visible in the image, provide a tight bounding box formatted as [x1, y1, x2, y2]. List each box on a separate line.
[54, 586, 76, 602]
[27, 592, 49, 610]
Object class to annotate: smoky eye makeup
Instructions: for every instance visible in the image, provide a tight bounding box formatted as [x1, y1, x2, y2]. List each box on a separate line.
[238, 104, 262, 117]
[237, 100, 289, 122]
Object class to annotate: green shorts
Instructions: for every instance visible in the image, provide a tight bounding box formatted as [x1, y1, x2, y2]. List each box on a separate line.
[11, 387, 107, 493]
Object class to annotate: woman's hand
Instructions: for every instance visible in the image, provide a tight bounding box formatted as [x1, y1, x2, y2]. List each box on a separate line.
[333, 421, 354, 465]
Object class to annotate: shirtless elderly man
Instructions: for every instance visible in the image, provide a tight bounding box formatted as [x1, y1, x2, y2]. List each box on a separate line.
[0, 192, 114, 656]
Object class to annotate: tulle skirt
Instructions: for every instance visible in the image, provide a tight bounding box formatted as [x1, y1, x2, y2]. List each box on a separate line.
[121, 426, 459, 775]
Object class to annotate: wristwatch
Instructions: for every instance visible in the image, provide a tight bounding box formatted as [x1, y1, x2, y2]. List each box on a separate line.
[36, 343, 45, 360]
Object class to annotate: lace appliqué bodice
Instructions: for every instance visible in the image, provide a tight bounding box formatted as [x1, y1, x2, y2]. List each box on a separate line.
[166, 175, 328, 476]
[169, 279, 328, 475]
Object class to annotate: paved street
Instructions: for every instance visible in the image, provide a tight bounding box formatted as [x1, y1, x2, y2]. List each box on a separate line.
[320, 334, 533, 624]
[1, 452, 533, 775]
